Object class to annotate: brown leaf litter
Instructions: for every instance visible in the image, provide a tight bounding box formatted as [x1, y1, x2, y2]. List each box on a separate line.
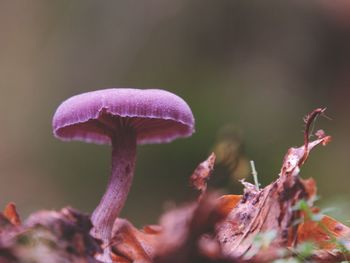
[0, 108, 349, 262]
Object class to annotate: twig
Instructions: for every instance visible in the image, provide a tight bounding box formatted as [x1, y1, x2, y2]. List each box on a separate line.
[250, 160, 260, 190]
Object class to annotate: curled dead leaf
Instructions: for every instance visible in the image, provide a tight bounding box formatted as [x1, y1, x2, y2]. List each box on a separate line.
[3, 203, 21, 226]
[154, 193, 233, 263]
[0, 206, 101, 263]
[217, 195, 242, 218]
[297, 214, 350, 250]
[190, 153, 216, 199]
[110, 218, 159, 262]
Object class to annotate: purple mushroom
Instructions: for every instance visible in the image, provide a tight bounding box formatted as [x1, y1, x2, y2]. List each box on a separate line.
[52, 88, 195, 245]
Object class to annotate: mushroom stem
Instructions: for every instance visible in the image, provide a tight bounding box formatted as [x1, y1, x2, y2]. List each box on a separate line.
[91, 128, 137, 243]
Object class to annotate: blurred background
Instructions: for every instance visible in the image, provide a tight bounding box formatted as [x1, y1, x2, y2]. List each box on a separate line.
[1, 0, 350, 226]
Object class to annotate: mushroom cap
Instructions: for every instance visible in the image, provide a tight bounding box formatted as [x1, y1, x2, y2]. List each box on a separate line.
[52, 88, 195, 145]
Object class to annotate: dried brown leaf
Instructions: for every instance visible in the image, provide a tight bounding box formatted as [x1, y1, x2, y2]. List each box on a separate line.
[110, 218, 159, 262]
[297, 214, 350, 249]
[3, 203, 20, 227]
[0, 206, 101, 263]
[217, 195, 242, 218]
[215, 108, 332, 259]
[154, 193, 236, 263]
[190, 153, 216, 198]
[299, 178, 317, 202]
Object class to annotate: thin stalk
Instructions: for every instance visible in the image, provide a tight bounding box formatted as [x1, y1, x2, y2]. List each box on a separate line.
[91, 128, 137, 243]
[250, 160, 260, 190]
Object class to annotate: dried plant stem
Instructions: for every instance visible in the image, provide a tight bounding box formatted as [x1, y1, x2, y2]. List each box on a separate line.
[250, 160, 260, 190]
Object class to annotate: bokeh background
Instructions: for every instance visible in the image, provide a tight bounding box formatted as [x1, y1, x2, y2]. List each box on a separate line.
[1, 0, 350, 226]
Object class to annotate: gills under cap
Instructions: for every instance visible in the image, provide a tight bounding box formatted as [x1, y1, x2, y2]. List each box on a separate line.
[52, 88, 195, 145]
